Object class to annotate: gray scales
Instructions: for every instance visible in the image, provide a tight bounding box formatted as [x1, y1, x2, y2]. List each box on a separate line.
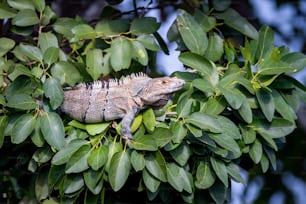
[61, 73, 185, 139]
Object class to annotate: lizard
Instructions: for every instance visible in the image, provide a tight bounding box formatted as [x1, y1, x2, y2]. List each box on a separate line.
[60, 73, 185, 139]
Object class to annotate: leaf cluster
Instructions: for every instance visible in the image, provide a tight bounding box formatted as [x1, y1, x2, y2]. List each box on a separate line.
[0, 0, 306, 203]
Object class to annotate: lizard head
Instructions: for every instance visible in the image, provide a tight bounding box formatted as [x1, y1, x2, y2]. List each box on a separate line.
[139, 76, 185, 106]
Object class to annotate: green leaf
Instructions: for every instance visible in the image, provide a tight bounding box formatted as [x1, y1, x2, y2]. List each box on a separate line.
[272, 89, 296, 122]
[238, 97, 253, 123]
[260, 153, 269, 173]
[171, 121, 187, 143]
[85, 122, 110, 136]
[63, 174, 84, 194]
[226, 163, 246, 185]
[6, 94, 37, 110]
[51, 61, 82, 86]
[201, 96, 227, 115]
[177, 96, 193, 118]
[48, 164, 65, 188]
[166, 163, 183, 192]
[12, 9, 39, 27]
[35, 170, 49, 201]
[19, 44, 43, 62]
[0, 38, 15, 57]
[130, 17, 160, 36]
[218, 85, 244, 109]
[208, 133, 241, 156]
[39, 32, 58, 54]
[0, 116, 8, 148]
[0, 3, 17, 19]
[52, 139, 89, 165]
[195, 161, 216, 189]
[7, 0, 35, 10]
[88, 145, 109, 171]
[11, 114, 36, 144]
[142, 168, 160, 193]
[251, 118, 296, 139]
[110, 37, 132, 71]
[186, 112, 222, 133]
[176, 9, 208, 55]
[255, 88, 275, 122]
[212, 0, 232, 11]
[215, 8, 258, 39]
[95, 19, 129, 36]
[109, 151, 131, 191]
[40, 112, 65, 150]
[256, 25, 274, 60]
[204, 32, 224, 61]
[131, 40, 148, 66]
[170, 142, 191, 166]
[209, 180, 229, 204]
[32, 0, 45, 12]
[145, 151, 167, 182]
[249, 139, 263, 164]
[43, 47, 59, 65]
[44, 77, 64, 110]
[131, 134, 158, 151]
[151, 127, 173, 148]
[192, 78, 215, 93]
[65, 145, 90, 173]
[142, 108, 155, 133]
[217, 116, 241, 140]
[71, 24, 97, 40]
[131, 150, 145, 172]
[210, 157, 228, 187]
[86, 49, 103, 80]
[137, 35, 160, 51]
[240, 125, 256, 144]
[83, 169, 104, 195]
[194, 10, 216, 32]
[281, 52, 306, 73]
[105, 142, 123, 172]
[53, 18, 78, 37]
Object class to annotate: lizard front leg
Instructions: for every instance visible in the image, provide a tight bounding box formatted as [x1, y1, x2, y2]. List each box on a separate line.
[121, 106, 139, 140]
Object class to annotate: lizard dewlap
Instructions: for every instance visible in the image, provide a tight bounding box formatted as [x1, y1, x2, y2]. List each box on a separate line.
[61, 73, 185, 139]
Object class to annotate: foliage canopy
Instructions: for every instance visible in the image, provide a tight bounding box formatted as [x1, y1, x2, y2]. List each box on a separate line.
[0, 0, 306, 203]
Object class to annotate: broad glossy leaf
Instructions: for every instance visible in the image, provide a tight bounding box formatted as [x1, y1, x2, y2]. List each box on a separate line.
[192, 78, 214, 93]
[51, 61, 82, 86]
[226, 163, 246, 185]
[272, 89, 296, 122]
[251, 118, 296, 139]
[43, 47, 59, 65]
[110, 37, 132, 71]
[217, 115, 241, 139]
[238, 97, 253, 123]
[256, 25, 274, 60]
[281, 52, 306, 73]
[142, 108, 155, 133]
[170, 142, 191, 166]
[32, 146, 53, 163]
[176, 9, 208, 55]
[32, 0, 45, 12]
[0, 3, 17, 19]
[71, 24, 97, 40]
[65, 145, 90, 173]
[88, 145, 108, 171]
[176, 96, 193, 118]
[83, 169, 104, 195]
[142, 168, 160, 193]
[0, 116, 8, 148]
[208, 133, 241, 156]
[131, 150, 145, 172]
[208, 180, 229, 204]
[130, 17, 160, 36]
[131, 134, 158, 151]
[218, 85, 244, 109]
[215, 8, 258, 39]
[109, 151, 131, 191]
[95, 19, 129, 36]
[131, 40, 148, 66]
[255, 88, 274, 122]
[53, 18, 78, 37]
[40, 112, 65, 150]
[145, 151, 167, 182]
[39, 32, 58, 54]
[195, 161, 216, 189]
[186, 112, 222, 133]
[264, 146, 277, 170]
[48, 164, 65, 188]
[86, 49, 103, 80]
[151, 127, 173, 148]
[12, 9, 39, 27]
[240, 125, 256, 144]
[11, 114, 36, 144]
[258, 50, 291, 75]
[166, 163, 183, 192]
[171, 121, 187, 143]
[210, 157, 228, 187]
[194, 10, 216, 32]
[85, 122, 110, 136]
[35, 170, 49, 201]
[212, 0, 231, 11]
[249, 139, 263, 164]
[204, 32, 224, 62]
[19, 44, 43, 62]
[201, 96, 227, 115]
[137, 35, 160, 51]
[105, 142, 122, 172]
[7, 0, 35, 10]
[260, 153, 269, 173]
[0, 38, 15, 57]
[7, 94, 37, 110]
[63, 174, 84, 194]
[44, 77, 63, 109]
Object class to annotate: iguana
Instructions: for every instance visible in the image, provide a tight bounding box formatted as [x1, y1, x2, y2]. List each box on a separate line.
[61, 73, 185, 139]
